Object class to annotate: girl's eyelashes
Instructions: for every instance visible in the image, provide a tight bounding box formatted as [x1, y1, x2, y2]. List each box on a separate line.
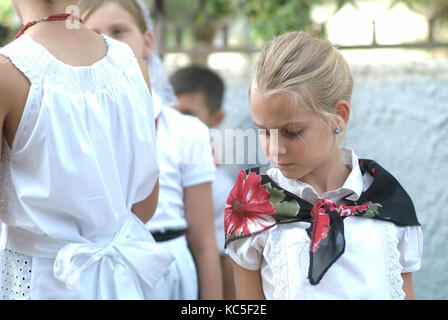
[112, 28, 127, 36]
[282, 129, 302, 138]
[258, 128, 302, 139]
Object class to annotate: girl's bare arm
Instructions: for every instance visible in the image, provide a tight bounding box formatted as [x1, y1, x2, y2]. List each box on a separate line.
[402, 272, 415, 300]
[233, 262, 266, 300]
[184, 182, 223, 299]
[132, 180, 159, 223]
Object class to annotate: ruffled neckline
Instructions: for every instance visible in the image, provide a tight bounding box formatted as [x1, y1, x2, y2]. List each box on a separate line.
[1, 33, 136, 92]
[22, 33, 112, 71]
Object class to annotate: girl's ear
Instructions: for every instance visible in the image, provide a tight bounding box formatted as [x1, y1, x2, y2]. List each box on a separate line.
[142, 30, 155, 60]
[332, 100, 350, 132]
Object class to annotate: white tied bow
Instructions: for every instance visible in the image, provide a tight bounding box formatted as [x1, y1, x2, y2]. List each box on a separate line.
[53, 217, 174, 298]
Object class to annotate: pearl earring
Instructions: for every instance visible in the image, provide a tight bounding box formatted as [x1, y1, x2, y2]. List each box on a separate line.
[334, 128, 340, 134]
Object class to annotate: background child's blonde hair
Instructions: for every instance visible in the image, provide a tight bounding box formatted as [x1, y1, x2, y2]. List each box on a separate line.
[79, 0, 147, 33]
[252, 31, 353, 126]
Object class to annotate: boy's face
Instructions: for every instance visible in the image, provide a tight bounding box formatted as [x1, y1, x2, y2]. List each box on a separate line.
[174, 91, 223, 128]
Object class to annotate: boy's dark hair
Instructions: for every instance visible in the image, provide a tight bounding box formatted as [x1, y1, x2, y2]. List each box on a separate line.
[170, 65, 225, 114]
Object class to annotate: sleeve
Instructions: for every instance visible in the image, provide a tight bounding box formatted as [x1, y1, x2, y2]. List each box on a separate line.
[397, 225, 423, 273]
[225, 232, 268, 270]
[180, 118, 216, 188]
[128, 66, 159, 204]
[213, 169, 235, 254]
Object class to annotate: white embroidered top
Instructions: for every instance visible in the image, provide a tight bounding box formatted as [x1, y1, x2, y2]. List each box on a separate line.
[226, 148, 423, 300]
[0, 34, 174, 299]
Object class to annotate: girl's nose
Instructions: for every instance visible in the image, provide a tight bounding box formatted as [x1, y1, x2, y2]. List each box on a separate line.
[268, 129, 287, 161]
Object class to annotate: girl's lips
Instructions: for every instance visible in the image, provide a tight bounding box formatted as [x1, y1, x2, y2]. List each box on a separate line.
[277, 163, 293, 168]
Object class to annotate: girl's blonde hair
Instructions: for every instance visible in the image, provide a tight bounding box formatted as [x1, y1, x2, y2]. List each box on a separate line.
[252, 31, 353, 125]
[78, 0, 147, 33]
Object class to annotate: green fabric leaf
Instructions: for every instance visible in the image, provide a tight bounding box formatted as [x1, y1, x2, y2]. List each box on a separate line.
[264, 183, 285, 205]
[275, 199, 300, 219]
[363, 210, 376, 218]
[364, 203, 385, 218]
[264, 183, 300, 219]
[367, 203, 383, 214]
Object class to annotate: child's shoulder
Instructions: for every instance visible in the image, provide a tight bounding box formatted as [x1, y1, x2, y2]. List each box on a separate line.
[0, 52, 29, 97]
[0, 40, 19, 71]
[0, 53, 30, 127]
[0, 53, 10, 72]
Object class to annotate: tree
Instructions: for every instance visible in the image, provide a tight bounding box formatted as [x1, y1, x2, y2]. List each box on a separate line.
[0, 1, 15, 45]
[0, 1, 12, 23]
[148, 0, 448, 62]
[156, 0, 328, 43]
[235, 0, 326, 41]
[153, 0, 327, 63]
[389, 0, 448, 42]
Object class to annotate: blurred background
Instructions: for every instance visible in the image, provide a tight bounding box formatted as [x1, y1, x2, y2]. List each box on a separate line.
[1, 0, 447, 299]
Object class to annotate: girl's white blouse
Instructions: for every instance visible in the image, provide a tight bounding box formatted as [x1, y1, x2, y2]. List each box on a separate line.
[226, 148, 423, 300]
[0, 34, 174, 299]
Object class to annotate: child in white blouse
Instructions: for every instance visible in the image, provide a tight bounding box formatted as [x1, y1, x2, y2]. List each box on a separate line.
[80, 0, 223, 299]
[0, 0, 171, 299]
[225, 31, 423, 300]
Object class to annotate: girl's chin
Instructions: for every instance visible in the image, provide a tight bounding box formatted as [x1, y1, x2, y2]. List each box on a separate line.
[278, 167, 301, 179]
[277, 165, 312, 181]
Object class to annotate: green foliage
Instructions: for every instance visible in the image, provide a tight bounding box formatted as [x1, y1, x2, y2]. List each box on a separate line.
[237, 0, 324, 40]
[0, 1, 13, 24]
[154, 0, 448, 48]
[0, 1, 14, 45]
[334, 0, 358, 11]
[161, 0, 326, 44]
[198, 0, 236, 23]
[163, 0, 235, 24]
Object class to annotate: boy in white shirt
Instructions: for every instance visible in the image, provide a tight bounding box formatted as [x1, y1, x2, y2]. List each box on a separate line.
[170, 65, 236, 300]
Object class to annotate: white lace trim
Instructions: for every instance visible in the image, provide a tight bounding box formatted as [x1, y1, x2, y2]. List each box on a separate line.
[0, 143, 15, 226]
[378, 221, 405, 300]
[269, 227, 289, 299]
[0, 249, 32, 300]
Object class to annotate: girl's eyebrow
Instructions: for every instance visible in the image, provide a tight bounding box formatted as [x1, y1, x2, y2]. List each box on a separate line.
[106, 21, 129, 28]
[252, 120, 306, 129]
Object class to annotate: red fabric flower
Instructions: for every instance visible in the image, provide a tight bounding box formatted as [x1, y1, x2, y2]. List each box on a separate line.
[310, 198, 375, 252]
[310, 198, 335, 252]
[225, 170, 276, 239]
[336, 201, 372, 217]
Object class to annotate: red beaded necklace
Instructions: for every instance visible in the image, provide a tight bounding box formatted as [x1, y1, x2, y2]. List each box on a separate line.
[15, 14, 83, 39]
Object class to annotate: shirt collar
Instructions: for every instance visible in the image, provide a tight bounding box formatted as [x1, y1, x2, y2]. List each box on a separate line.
[267, 147, 364, 203]
[339, 147, 363, 201]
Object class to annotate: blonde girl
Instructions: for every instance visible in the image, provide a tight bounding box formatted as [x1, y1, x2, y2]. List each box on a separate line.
[224, 31, 423, 300]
